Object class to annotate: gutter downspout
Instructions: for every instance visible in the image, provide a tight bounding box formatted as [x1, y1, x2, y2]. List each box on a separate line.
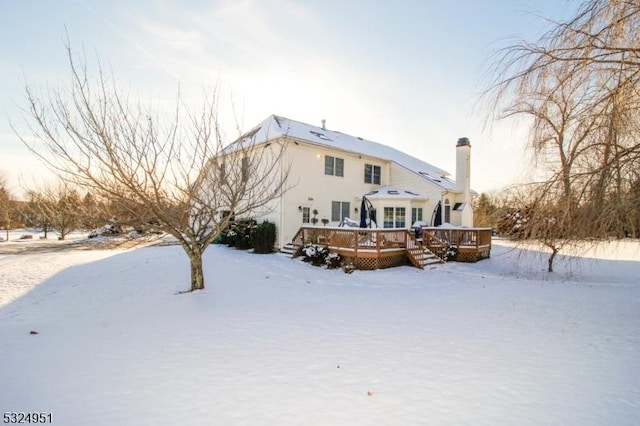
[440, 190, 448, 225]
[279, 141, 285, 249]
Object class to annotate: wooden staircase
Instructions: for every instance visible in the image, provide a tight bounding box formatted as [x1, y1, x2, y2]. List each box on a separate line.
[406, 246, 443, 269]
[279, 242, 297, 256]
[422, 232, 448, 262]
[405, 233, 444, 269]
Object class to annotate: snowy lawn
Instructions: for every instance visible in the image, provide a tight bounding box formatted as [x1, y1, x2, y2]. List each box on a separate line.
[0, 241, 639, 425]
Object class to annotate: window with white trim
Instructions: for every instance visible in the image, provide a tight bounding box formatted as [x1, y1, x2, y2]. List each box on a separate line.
[411, 207, 423, 224]
[325, 155, 344, 177]
[302, 207, 310, 223]
[331, 201, 350, 222]
[383, 207, 406, 228]
[364, 164, 381, 184]
[241, 157, 249, 182]
[444, 199, 451, 223]
[219, 162, 226, 184]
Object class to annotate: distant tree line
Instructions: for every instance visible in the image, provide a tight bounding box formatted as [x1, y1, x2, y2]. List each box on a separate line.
[0, 176, 169, 241]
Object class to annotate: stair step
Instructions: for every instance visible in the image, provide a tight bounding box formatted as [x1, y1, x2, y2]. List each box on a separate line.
[280, 243, 297, 255]
[406, 244, 444, 269]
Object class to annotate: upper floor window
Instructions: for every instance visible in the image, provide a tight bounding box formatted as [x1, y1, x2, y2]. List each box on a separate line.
[364, 164, 381, 184]
[241, 157, 249, 182]
[219, 162, 226, 184]
[325, 155, 344, 177]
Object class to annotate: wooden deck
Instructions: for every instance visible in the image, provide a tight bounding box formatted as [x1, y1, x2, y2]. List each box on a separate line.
[421, 227, 492, 262]
[291, 226, 430, 270]
[290, 226, 492, 269]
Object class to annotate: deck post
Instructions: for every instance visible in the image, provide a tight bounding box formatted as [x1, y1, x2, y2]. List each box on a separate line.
[354, 229, 358, 256]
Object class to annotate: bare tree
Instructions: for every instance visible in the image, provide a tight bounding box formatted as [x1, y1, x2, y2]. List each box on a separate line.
[484, 0, 640, 243]
[14, 44, 288, 292]
[24, 181, 82, 240]
[0, 174, 16, 241]
[495, 183, 584, 272]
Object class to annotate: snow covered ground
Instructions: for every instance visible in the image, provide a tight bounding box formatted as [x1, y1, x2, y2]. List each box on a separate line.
[0, 239, 638, 425]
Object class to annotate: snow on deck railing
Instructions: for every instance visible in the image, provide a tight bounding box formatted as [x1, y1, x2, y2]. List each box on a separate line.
[422, 227, 492, 249]
[293, 226, 411, 252]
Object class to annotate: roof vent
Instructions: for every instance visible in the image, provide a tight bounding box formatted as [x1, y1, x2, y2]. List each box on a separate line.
[321, 119, 326, 130]
[309, 130, 331, 141]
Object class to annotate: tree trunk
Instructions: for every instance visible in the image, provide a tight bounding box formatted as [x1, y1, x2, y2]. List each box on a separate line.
[548, 247, 558, 272]
[188, 249, 205, 291]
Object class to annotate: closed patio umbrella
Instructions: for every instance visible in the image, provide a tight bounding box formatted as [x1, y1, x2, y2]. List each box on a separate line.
[432, 201, 442, 227]
[360, 197, 368, 228]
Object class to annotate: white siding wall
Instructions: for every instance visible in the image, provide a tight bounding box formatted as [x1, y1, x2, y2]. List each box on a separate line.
[253, 140, 472, 248]
[256, 139, 391, 248]
[389, 163, 449, 226]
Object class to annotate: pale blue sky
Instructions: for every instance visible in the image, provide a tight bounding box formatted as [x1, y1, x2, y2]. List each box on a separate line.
[1, 0, 575, 195]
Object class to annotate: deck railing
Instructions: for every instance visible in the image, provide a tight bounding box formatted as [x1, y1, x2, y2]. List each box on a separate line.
[292, 226, 411, 254]
[290, 226, 492, 265]
[421, 227, 492, 261]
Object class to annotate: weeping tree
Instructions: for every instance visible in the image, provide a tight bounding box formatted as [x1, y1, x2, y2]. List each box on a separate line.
[15, 44, 288, 292]
[484, 0, 640, 244]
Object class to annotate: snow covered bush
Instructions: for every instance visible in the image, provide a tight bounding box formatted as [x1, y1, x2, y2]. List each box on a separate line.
[325, 252, 341, 269]
[446, 245, 458, 261]
[88, 220, 123, 238]
[341, 258, 356, 274]
[300, 243, 343, 268]
[301, 243, 327, 266]
[226, 219, 256, 249]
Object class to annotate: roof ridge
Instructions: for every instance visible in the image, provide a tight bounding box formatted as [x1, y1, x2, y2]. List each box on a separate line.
[237, 114, 460, 192]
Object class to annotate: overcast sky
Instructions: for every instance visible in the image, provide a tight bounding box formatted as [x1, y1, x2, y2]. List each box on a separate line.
[0, 0, 576, 195]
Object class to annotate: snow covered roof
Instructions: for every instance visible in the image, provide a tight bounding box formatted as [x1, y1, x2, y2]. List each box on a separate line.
[230, 115, 461, 191]
[363, 186, 428, 200]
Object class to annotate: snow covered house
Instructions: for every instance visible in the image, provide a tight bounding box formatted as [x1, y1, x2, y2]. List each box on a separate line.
[223, 115, 476, 251]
